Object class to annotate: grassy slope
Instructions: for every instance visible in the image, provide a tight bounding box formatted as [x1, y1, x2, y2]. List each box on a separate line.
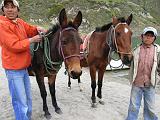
[16, 0, 159, 36]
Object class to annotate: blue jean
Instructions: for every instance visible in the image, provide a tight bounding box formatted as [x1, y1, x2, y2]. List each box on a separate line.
[5, 69, 32, 120]
[126, 85, 158, 120]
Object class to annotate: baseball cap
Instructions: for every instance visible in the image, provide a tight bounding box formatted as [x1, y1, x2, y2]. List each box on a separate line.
[142, 27, 158, 37]
[1, 0, 19, 9]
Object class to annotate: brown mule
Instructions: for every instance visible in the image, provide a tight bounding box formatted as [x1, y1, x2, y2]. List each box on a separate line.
[29, 8, 82, 119]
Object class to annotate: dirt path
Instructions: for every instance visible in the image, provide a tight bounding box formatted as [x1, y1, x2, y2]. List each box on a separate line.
[0, 45, 160, 120]
[1, 65, 160, 120]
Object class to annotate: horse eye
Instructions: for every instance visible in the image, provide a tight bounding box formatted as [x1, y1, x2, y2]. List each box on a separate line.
[116, 32, 121, 36]
[61, 40, 67, 45]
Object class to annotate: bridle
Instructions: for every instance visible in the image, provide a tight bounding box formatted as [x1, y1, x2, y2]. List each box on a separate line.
[108, 22, 132, 55]
[107, 22, 132, 69]
[59, 27, 81, 62]
[32, 27, 81, 74]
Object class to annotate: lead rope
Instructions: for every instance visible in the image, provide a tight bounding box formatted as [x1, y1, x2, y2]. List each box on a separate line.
[42, 33, 62, 74]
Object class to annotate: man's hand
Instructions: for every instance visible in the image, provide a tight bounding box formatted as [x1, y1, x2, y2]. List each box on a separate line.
[37, 26, 47, 33]
[29, 35, 42, 43]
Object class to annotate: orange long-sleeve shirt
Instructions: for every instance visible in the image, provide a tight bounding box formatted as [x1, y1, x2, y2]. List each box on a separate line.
[0, 16, 38, 70]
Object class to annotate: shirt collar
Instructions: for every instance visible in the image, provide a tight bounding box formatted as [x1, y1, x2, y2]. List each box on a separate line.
[12, 19, 18, 24]
[3, 16, 18, 24]
[142, 44, 153, 49]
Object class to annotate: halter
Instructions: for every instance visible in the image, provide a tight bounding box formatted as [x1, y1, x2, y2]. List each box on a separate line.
[108, 22, 132, 55]
[31, 27, 81, 74]
[107, 22, 132, 69]
[59, 27, 81, 62]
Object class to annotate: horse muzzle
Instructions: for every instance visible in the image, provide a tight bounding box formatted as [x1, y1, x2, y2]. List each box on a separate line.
[64, 56, 82, 79]
[66, 62, 82, 79]
[70, 70, 82, 79]
[121, 54, 133, 66]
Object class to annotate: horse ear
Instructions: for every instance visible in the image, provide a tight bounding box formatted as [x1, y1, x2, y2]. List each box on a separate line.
[126, 14, 133, 25]
[59, 8, 68, 27]
[112, 16, 118, 25]
[73, 11, 82, 29]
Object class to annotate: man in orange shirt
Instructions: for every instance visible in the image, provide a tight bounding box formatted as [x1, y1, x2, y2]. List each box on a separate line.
[0, 0, 45, 120]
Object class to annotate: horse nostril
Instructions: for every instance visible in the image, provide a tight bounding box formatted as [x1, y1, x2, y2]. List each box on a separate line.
[123, 55, 131, 65]
[124, 55, 129, 61]
[71, 70, 82, 79]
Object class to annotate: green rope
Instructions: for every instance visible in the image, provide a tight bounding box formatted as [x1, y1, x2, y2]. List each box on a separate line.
[30, 34, 62, 74]
[43, 36, 62, 74]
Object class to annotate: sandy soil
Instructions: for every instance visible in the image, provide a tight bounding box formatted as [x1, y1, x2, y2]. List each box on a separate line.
[0, 53, 160, 120]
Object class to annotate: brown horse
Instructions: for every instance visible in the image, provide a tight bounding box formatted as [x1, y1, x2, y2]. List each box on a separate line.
[88, 14, 133, 107]
[68, 14, 133, 107]
[30, 8, 82, 118]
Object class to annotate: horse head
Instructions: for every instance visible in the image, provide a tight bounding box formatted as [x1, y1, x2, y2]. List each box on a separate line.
[58, 8, 82, 79]
[111, 14, 133, 66]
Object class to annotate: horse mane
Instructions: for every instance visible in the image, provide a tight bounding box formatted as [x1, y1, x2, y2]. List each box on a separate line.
[117, 17, 126, 23]
[95, 23, 112, 32]
[46, 20, 78, 35]
[46, 24, 60, 36]
[95, 17, 127, 32]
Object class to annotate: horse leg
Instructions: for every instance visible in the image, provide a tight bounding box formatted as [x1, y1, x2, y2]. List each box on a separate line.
[78, 77, 83, 91]
[48, 75, 62, 114]
[78, 77, 81, 83]
[68, 75, 71, 89]
[90, 66, 97, 108]
[97, 68, 105, 105]
[35, 75, 51, 119]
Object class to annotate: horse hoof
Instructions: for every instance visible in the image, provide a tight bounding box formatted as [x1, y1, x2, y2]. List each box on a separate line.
[68, 86, 71, 90]
[78, 83, 83, 92]
[79, 86, 83, 92]
[44, 112, 51, 120]
[97, 98, 105, 105]
[55, 108, 63, 114]
[91, 103, 97, 108]
[80, 88, 83, 92]
[99, 100, 105, 105]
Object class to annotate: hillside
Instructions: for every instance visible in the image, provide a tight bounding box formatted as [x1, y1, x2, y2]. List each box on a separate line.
[1, 0, 160, 35]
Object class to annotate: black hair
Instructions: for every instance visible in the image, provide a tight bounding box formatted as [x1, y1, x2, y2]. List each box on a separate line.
[1, 1, 20, 12]
[141, 32, 156, 42]
[144, 31, 154, 35]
